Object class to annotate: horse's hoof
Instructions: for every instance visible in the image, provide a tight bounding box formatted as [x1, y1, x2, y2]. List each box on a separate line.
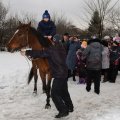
[43, 90, 46, 94]
[33, 91, 37, 96]
[45, 104, 51, 109]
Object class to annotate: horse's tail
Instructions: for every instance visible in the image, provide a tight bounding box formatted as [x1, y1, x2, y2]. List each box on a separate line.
[28, 67, 34, 84]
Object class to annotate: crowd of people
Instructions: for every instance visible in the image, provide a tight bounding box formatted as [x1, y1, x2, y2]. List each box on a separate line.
[20, 10, 120, 118]
[62, 33, 120, 95]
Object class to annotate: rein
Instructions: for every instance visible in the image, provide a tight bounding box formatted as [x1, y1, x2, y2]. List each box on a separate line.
[26, 31, 30, 48]
[20, 31, 32, 74]
[24, 55, 31, 71]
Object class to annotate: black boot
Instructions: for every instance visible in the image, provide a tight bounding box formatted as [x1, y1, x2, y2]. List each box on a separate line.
[109, 81, 115, 83]
[73, 77, 76, 81]
[55, 111, 69, 118]
[68, 70, 72, 78]
[73, 70, 76, 81]
[102, 71, 108, 83]
[86, 86, 91, 92]
[69, 107, 74, 112]
[94, 90, 100, 95]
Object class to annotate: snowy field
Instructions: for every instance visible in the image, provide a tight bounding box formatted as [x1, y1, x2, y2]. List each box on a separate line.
[0, 52, 120, 120]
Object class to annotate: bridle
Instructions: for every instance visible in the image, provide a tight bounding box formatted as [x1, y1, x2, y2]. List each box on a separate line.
[20, 30, 32, 61]
[20, 30, 32, 73]
[22, 31, 30, 49]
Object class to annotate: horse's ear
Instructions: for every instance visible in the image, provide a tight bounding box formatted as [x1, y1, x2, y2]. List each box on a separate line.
[28, 22, 31, 26]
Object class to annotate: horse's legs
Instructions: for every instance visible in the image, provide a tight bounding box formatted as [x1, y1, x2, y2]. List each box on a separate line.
[39, 69, 52, 108]
[33, 68, 38, 94]
[39, 71, 47, 93]
[42, 79, 47, 93]
[45, 73, 52, 109]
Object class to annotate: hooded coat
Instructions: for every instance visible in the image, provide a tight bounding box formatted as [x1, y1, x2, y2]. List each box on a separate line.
[82, 39, 103, 70]
[102, 46, 110, 69]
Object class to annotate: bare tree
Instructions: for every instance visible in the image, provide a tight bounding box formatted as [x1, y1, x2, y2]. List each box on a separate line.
[0, 1, 8, 46]
[83, 0, 119, 38]
[20, 12, 37, 27]
[108, 7, 120, 31]
[52, 13, 81, 35]
[0, 1, 38, 48]
[4, 16, 19, 45]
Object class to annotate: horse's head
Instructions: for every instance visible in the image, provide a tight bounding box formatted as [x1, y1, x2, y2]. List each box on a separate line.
[7, 21, 31, 52]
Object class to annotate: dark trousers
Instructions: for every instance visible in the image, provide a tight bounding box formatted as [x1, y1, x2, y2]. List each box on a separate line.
[68, 69, 72, 78]
[86, 70, 101, 93]
[102, 69, 109, 82]
[51, 78, 73, 112]
[108, 64, 119, 83]
[68, 69, 76, 81]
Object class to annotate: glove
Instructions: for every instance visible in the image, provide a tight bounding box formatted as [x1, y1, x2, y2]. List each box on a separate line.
[20, 49, 26, 56]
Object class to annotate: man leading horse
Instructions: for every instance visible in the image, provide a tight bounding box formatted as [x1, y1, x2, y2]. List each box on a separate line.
[21, 34, 74, 118]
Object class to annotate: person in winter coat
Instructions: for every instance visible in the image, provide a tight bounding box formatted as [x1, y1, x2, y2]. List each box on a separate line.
[82, 38, 103, 94]
[37, 10, 56, 40]
[76, 51, 86, 84]
[76, 41, 87, 84]
[101, 40, 110, 82]
[66, 37, 81, 81]
[20, 35, 74, 118]
[62, 33, 70, 53]
[108, 41, 120, 83]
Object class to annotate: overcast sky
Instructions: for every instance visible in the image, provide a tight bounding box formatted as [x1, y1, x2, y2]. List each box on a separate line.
[1, 0, 86, 28]
[1, 0, 119, 29]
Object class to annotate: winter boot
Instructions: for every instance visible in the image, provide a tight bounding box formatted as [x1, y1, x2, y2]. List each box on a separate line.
[73, 70, 76, 81]
[86, 86, 91, 92]
[94, 90, 100, 95]
[55, 111, 69, 118]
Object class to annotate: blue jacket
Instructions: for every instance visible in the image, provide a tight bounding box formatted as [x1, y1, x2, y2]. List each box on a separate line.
[66, 41, 81, 70]
[37, 20, 56, 37]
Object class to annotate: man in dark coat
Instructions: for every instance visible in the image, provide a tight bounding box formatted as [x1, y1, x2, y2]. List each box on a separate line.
[62, 33, 70, 53]
[37, 10, 56, 40]
[82, 38, 103, 94]
[21, 35, 74, 118]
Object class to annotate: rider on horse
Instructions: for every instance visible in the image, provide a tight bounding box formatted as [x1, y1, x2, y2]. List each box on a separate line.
[37, 10, 56, 40]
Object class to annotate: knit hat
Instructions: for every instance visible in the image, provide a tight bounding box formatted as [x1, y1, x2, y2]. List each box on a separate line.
[42, 10, 50, 19]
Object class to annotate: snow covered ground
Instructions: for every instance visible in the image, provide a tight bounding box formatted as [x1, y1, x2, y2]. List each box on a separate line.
[0, 52, 120, 120]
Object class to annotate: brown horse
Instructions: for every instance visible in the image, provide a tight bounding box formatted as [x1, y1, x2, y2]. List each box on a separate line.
[7, 22, 52, 109]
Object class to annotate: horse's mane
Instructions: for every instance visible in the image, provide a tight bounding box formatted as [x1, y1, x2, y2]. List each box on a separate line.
[29, 27, 51, 48]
